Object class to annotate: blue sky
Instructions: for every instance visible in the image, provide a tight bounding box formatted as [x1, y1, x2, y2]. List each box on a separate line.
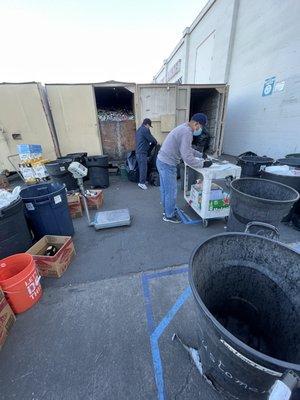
[1, 0, 207, 83]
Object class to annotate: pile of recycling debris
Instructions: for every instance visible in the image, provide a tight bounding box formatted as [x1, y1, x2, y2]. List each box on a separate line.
[97, 108, 134, 122]
[0, 187, 21, 210]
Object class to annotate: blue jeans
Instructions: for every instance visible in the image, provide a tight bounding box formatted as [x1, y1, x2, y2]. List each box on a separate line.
[156, 158, 177, 218]
[136, 153, 147, 184]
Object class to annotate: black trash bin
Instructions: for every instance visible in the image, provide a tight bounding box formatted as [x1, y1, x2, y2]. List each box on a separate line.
[277, 157, 300, 168]
[261, 171, 300, 192]
[189, 232, 300, 400]
[66, 152, 87, 165]
[20, 182, 74, 240]
[237, 155, 274, 177]
[0, 198, 33, 259]
[286, 153, 300, 159]
[227, 178, 299, 232]
[85, 155, 109, 188]
[261, 169, 300, 227]
[291, 200, 300, 230]
[45, 158, 78, 191]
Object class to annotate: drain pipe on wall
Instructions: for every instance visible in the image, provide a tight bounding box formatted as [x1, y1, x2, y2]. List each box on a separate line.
[224, 0, 240, 83]
[183, 27, 190, 84]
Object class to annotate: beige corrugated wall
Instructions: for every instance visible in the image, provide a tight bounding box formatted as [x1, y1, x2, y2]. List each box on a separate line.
[0, 83, 57, 171]
[46, 84, 103, 156]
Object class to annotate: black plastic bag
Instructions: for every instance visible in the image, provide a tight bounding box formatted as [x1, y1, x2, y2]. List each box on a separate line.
[148, 171, 160, 186]
[147, 144, 161, 186]
[125, 145, 162, 185]
[125, 151, 139, 183]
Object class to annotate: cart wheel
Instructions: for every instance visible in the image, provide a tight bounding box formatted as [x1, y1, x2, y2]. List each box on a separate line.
[4, 170, 10, 177]
[224, 216, 229, 223]
[202, 219, 209, 228]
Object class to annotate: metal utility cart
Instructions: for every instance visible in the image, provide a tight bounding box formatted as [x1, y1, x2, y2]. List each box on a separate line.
[183, 160, 241, 227]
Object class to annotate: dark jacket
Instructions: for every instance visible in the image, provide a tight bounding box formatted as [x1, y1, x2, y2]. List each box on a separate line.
[135, 125, 157, 154]
[192, 128, 210, 154]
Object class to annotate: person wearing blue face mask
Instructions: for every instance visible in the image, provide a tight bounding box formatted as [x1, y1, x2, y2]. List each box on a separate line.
[157, 113, 212, 223]
[193, 126, 203, 136]
[192, 125, 210, 155]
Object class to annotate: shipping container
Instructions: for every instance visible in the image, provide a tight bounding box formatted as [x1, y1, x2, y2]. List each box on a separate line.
[46, 81, 136, 161]
[46, 81, 228, 161]
[136, 83, 228, 155]
[0, 82, 59, 174]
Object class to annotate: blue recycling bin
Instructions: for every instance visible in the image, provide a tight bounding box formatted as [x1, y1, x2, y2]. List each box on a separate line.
[20, 182, 74, 240]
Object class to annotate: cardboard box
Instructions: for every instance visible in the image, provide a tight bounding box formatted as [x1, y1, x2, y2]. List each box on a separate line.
[26, 235, 76, 278]
[190, 184, 230, 210]
[208, 197, 230, 211]
[81, 190, 104, 210]
[67, 193, 83, 218]
[0, 289, 16, 350]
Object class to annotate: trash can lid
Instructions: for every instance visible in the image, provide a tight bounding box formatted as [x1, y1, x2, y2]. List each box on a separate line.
[20, 182, 66, 200]
[238, 155, 274, 164]
[277, 158, 300, 168]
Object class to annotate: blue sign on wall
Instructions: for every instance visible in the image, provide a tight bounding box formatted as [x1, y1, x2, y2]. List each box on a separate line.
[262, 76, 276, 97]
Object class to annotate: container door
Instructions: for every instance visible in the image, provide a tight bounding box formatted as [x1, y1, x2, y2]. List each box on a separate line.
[136, 84, 177, 144]
[46, 84, 103, 156]
[214, 85, 229, 156]
[0, 83, 57, 171]
[176, 86, 191, 125]
[0, 127, 10, 173]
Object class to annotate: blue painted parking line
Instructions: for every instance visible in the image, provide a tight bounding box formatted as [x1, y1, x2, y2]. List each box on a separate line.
[176, 208, 202, 225]
[141, 267, 191, 400]
[143, 242, 300, 399]
[145, 266, 189, 280]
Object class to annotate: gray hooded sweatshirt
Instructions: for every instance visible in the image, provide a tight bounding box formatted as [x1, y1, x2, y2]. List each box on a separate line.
[158, 123, 203, 168]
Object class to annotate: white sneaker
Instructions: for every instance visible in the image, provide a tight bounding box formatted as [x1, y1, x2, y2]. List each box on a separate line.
[163, 215, 182, 224]
[138, 183, 148, 190]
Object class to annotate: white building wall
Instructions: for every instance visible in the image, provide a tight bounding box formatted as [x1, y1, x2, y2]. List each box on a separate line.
[187, 0, 235, 83]
[223, 0, 300, 158]
[153, 38, 186, 84]
[153, 0, 236, 84]
[166, 42, 184, 83]
[153, 0, 300, 158]
[154, 65, 167, 83]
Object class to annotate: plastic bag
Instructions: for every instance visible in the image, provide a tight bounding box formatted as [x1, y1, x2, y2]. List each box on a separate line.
[0, 186, 21, 210]
[265, 165, 294, 176]
[125, 151, 139, 183]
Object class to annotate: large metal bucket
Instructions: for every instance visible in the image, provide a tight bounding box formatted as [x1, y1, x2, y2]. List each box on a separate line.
[227, 178, 299, 232]
[189, 228, 300, 399]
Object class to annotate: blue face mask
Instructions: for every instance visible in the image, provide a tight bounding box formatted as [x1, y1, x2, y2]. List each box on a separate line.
[193, 128, 203, 137]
